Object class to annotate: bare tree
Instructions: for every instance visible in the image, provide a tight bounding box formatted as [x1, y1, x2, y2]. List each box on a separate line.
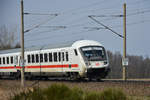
[0, 25, 20, 50]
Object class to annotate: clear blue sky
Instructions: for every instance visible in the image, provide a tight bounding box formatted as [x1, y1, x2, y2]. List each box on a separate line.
[1, 0, 150, 57]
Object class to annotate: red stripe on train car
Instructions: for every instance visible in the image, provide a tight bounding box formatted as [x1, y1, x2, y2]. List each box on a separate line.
[0, 64, 78, 69]
[0, 66, 14, 69]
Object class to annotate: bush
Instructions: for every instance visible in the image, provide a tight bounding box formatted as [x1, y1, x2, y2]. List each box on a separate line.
[99, 88, 127, 100]
[11, 84, 127, 100]
[43, 84, 83, 100]
[84, 92, 100, 100]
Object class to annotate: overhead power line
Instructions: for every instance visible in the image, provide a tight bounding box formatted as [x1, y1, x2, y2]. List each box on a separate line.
[24, 14, 58, 34]
[83, 27, 106, 30]
[127, 9, 150, 16]
[50, 0, 109, 25]
[126, 19, 150, 26]
[90, 15, 123, 17]
[88, 16, 124, 38]
[85, 18, 150, 30]
[39, 26, 67, 29]
[25, 28, 62, 37]
[25, 29, 97, 43]
[24, 12, 58, 16]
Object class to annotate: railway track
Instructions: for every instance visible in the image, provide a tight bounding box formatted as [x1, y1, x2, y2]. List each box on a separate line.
[1, 77, 150, 85]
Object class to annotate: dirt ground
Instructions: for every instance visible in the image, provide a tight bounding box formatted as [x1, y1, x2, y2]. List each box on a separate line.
[0, 80, 150, 100]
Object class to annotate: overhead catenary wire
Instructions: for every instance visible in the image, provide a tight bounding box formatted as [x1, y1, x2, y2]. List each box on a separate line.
[58, 0, 150, 27]
[59, 0, 130, 16]
[82, 8, 150, 29]
[23, 0, 150, 43]
[58, 8, 150, 29]
[25, 28, 99, 43]
[127, 7, 150, 12]
[52, 6, 133, 31]
[22, 0, 119, 28]
[24, 18, 150, 46]
[24, 10, 150, 39]
[88, 8, 150, 18]
[24, 14, 58, 34]
[68, 14, 122, 27]
[45, 0, 114, 26]
[22, 0, 142, 32]
[126, 19, 150, 26]
[83, 27, 106, 30]
[24, 20, 94, 37]
[24, 8, 150, 38]
[90, 15, 123, 17]
[26, 14, 145, 43]
[88, 16, 124, 38]
[24, 12, 58, 16]
[127, 9, 150, 16]
[24, 27, 66, 37]
[59, 0, 147, 17]
[25, 17, 150, 45]
[51, 14, 120, 30]
[85, 19, 150, 30]
[24, 21, 105, 38]
[39, 26, 67, 29]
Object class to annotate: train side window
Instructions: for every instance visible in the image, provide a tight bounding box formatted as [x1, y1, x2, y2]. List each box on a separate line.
[3, 57, 5, 64]
[32, 54, 35, 63]
[0, 57, 1, 64]
[58, 52, 61, 62]
[53, 52, 57, 62]
[49, 53, 52, 62]
[36, 54, 39, 63]
[7, 57, 9, 64]
[11, 56, 13, 64]
[62, 52, 64, 61]
[44, 53, 48, 62]
[66, 52, 69, 61]
[40, 53, 43, 62]
[74, 49, 78, 56]
[27, 55, 31, 63]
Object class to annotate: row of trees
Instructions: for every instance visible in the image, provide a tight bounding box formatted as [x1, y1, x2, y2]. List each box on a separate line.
[107, 51, 150, 79]
[0, 25, 20, 50]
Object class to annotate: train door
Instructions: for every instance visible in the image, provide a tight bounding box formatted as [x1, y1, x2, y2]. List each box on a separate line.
[13, 55, 21, 78]
[69, 49, 74, 68]
[60, 49, 66, 73]
[14, 56, 18, 67]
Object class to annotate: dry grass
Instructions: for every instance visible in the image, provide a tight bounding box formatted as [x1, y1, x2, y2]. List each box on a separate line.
[0, 80, 150, 100]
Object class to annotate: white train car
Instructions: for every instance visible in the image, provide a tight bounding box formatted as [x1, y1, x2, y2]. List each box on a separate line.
[0, 40, 109, 80]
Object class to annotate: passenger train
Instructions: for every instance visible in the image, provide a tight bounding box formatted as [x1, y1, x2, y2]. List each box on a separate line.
[0, 40, 110, 80]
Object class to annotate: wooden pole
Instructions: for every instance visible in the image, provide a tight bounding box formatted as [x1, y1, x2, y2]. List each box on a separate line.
[123, 3, 127, 81]
[20, 0, 25, 88]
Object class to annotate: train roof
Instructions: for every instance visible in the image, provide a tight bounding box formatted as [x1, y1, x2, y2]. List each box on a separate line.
[72, 40, 102, 48]
[0, 42, 73, 54]
[0, 40, 103, 54]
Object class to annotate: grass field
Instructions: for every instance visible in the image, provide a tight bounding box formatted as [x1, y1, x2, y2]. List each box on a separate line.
[0, 80, 150, 100]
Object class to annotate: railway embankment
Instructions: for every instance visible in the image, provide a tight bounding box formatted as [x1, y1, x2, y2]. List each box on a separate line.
[0, 80, 150, 100]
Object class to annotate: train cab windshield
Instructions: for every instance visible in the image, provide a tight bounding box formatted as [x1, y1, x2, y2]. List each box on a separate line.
[81, 46, 106, 61]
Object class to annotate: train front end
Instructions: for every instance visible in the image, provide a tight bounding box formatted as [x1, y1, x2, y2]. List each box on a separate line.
[72, 40, 110, 79]
[80, 45, 110, 79]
